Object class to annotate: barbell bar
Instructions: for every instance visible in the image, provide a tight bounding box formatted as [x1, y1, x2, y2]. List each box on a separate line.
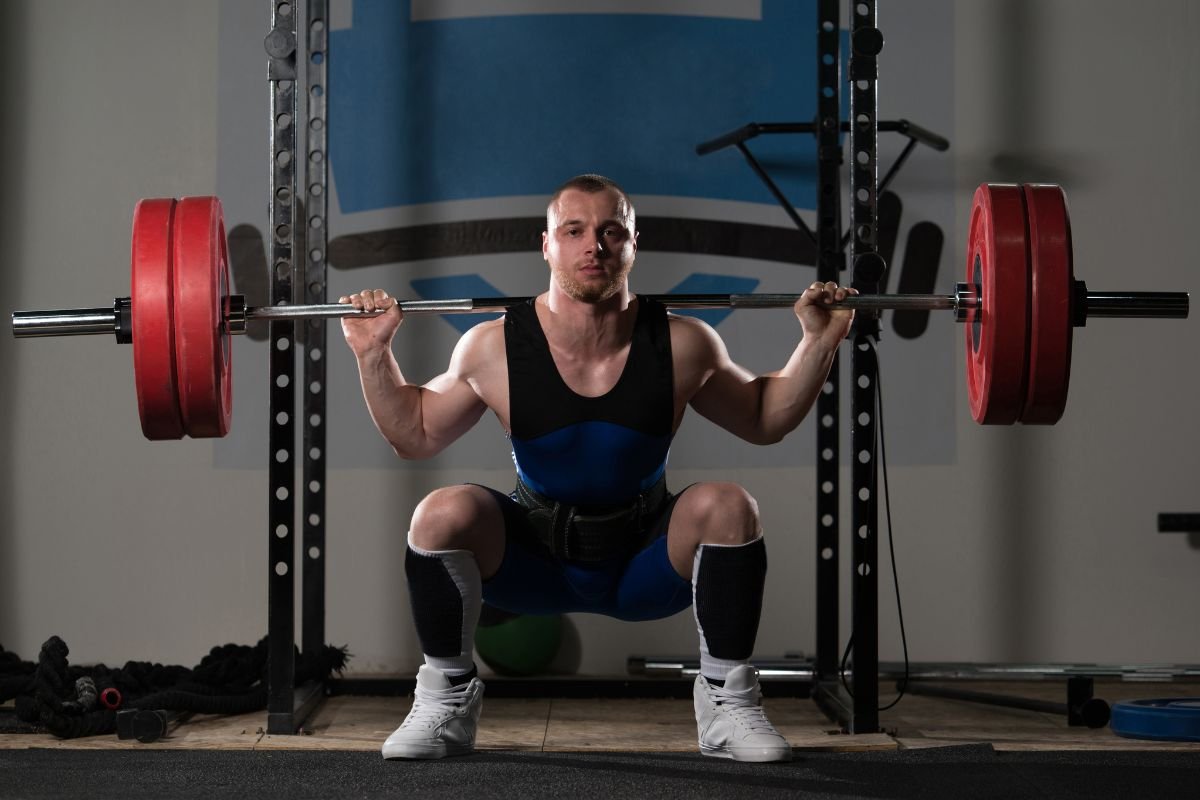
[11, 287, 1187, 339]
[8, 185, 1190, 438]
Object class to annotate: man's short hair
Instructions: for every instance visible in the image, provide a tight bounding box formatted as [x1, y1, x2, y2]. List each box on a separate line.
[547, 174, 635, 228]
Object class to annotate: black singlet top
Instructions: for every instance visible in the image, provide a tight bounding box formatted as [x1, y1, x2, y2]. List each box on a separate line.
[505, 297, 674, 507]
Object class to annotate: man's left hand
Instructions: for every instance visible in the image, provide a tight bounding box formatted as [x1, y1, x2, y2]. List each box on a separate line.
[794, 281, 857, 348]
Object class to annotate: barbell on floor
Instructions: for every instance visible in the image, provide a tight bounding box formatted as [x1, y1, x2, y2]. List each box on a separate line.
[9, 184, 1189, 439]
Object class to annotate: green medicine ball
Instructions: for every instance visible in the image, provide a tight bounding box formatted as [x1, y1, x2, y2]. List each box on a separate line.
[475, 613, 564, 676]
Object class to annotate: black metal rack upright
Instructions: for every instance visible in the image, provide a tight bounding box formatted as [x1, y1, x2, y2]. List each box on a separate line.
[265, 0, 330, 736]
[689, 1, 948, 734]
[808, 0, 884, 735]
[264, 0, 300, 736]
[813, 0, 844, 688]
[300, 0, 330, 668]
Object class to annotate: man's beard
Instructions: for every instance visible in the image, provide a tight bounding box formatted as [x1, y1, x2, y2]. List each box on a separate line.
[554, 263, 632, 303]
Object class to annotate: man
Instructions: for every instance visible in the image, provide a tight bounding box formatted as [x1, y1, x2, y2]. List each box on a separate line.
[339, 174, 855, 763]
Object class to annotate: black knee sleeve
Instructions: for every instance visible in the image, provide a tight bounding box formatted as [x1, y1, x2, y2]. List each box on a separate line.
[693, 537, 768, 660]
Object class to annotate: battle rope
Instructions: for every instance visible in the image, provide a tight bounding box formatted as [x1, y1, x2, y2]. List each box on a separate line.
[1, 635, 348, 739]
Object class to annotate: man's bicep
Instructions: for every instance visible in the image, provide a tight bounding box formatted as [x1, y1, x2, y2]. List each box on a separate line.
[678, 318, 764, 439]
[418, 371, 489, 447]
[416, 321, 502, 448]
[689, 360, 764, 439]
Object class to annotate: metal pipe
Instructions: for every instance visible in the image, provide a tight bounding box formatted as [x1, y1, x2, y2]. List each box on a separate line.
[903, 682, 1111, 729]
[1085, 291, 1189, 318]
[11, 308, 118, 337]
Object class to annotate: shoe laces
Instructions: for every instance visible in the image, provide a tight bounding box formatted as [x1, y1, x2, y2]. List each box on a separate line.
[707, 680, 776, 734]
[402, 681, 472, 728]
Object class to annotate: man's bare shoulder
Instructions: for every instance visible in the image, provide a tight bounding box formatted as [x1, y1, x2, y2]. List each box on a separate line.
[666, 311, 723, 359]
[450, 316, 507, 375]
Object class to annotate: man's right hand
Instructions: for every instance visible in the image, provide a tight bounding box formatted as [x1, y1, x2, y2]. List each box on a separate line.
[339, 289, 404, 356]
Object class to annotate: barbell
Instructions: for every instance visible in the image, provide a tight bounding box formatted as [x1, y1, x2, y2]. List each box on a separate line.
[10, 184, 1189, 439]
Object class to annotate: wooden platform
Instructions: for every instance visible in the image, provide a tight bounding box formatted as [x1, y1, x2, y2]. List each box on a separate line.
[3, 679, 1199, 754]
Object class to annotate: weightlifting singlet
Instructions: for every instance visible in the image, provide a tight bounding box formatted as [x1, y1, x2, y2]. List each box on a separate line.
[504, 297, 674, 507]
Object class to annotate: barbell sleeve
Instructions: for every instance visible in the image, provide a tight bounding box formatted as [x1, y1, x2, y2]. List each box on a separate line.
[1075, 291, 1190, 319]
[11, 307, 123, 337]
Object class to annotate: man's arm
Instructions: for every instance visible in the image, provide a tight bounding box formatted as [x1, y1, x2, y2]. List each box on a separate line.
[341, 290, 492, 460]
[683, 282, 854, 445]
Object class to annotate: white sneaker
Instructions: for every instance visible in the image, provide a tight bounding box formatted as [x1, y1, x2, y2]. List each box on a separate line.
[694, 665, 792, 762]
[381, 665, 485, 759]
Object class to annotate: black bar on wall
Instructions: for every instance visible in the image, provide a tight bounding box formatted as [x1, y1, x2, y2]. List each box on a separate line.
[265, 0, 299, 736]
[814, 0, 843, 683]
[301, 0, 329, 660]
[848, 0, 882, 734]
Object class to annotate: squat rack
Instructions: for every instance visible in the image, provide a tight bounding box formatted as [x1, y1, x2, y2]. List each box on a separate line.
[258, 0, 903, 736]
[253, 0, 1023, 736]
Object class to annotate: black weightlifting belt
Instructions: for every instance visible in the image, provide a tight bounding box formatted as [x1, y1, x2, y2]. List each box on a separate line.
[514, 474, 669, 563]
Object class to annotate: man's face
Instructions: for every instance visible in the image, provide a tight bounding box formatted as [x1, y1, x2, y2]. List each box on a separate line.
[542, 187, 638, 303]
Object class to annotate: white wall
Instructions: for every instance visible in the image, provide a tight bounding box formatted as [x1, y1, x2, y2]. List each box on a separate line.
[1, 0, 1196, 676]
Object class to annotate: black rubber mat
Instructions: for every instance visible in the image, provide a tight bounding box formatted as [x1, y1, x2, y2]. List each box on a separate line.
[2, 745, 1198, 799]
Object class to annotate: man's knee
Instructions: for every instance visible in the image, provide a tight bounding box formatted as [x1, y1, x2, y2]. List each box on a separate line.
[409, 485, 499, 551]
[676, 482, 761, 545]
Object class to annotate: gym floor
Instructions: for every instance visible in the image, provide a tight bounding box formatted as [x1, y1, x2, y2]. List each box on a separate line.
[4, 679, 1199, 754]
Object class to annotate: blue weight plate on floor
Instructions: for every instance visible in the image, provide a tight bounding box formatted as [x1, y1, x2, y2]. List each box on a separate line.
[1110, 699, 1200, 742]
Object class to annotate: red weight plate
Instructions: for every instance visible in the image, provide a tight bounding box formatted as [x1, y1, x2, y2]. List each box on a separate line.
[131, 198, 186, 440]
[172, 196, 233, 438]
[964, 184, 1030, 424]
[1020, 184, 1073, 424]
